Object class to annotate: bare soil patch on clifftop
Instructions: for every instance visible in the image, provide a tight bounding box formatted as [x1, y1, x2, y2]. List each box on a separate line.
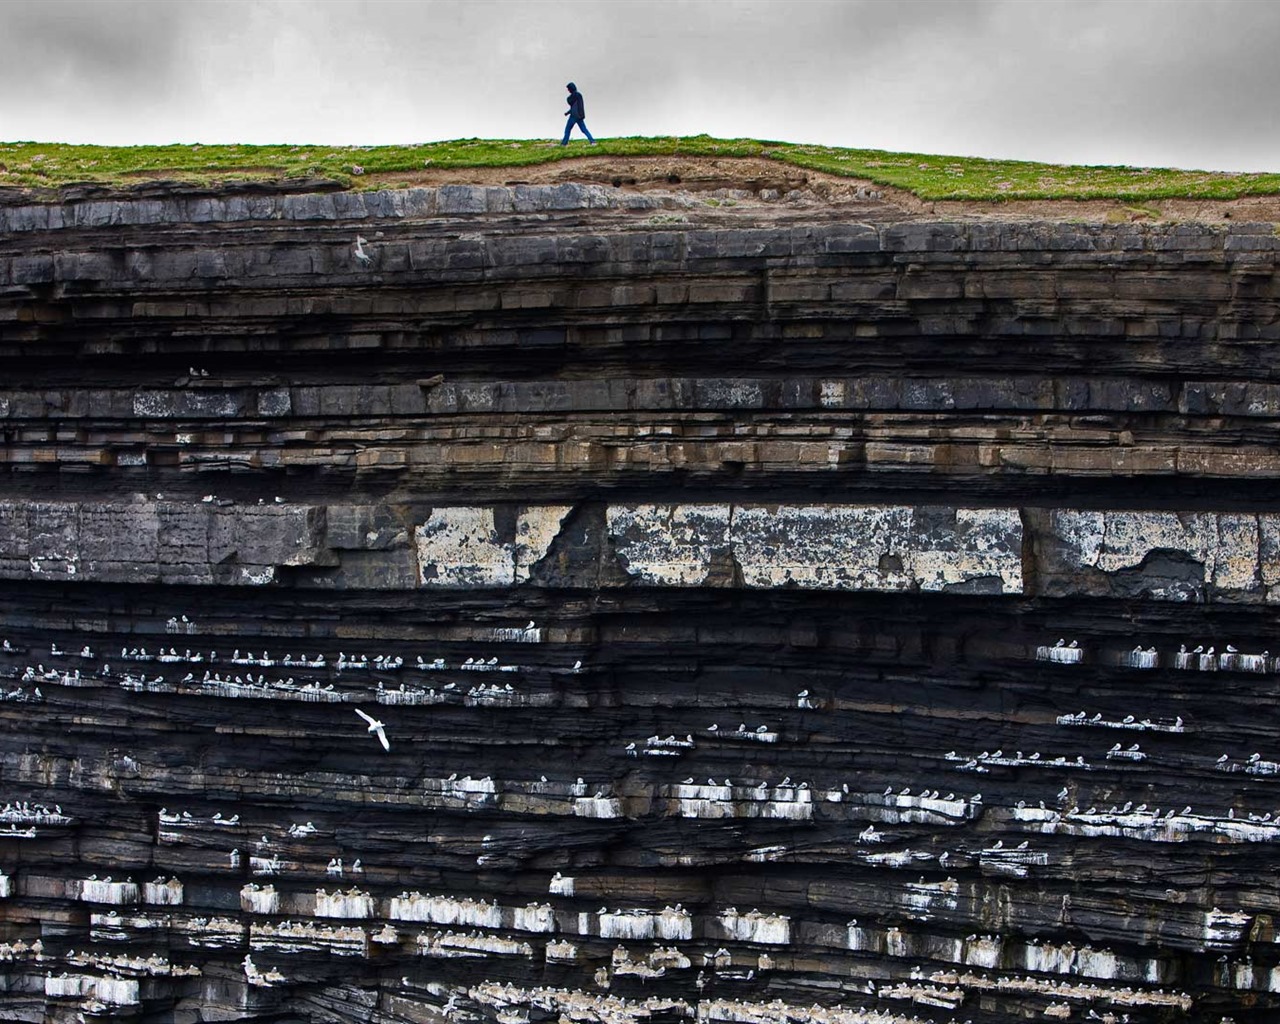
[369, 155, 1280, 224]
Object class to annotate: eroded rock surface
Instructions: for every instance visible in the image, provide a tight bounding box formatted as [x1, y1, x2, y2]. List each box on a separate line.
[0, 182, 1277, 1023]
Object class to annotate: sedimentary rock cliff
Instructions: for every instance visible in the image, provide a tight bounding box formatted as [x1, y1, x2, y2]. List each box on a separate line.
[0, 177, 1278, 1023]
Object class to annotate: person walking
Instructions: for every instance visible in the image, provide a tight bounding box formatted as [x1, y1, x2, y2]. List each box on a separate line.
[561, 82, 595, 146]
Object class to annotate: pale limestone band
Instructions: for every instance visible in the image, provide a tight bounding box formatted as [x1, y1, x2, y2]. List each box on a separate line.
[4, 500, 1277, 601]
[417, 504, 1278, 599]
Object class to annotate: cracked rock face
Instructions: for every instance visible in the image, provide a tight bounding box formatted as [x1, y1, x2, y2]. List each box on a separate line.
[604, 503, 1023, 593]
[0, 182, 1278, 1023]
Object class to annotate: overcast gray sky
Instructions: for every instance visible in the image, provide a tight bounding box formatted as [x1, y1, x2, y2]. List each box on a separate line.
[2, 0, 1276, 171]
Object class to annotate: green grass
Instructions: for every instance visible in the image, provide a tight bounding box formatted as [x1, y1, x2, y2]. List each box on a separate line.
[1, 135, 1278, 202]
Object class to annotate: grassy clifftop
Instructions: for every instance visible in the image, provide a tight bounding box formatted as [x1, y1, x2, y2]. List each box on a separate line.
[2, 135, 1279, 201]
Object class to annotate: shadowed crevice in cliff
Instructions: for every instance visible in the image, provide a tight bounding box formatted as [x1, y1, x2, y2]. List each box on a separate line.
[1102, 549, 1211, 602]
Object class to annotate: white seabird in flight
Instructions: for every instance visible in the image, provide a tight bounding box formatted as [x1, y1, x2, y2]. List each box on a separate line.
[354, 708, 390, 751]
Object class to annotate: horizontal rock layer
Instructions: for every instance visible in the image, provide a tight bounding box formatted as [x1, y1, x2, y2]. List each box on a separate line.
[5, 498, 1280, 604]
[1, 193, 1279, 501]
[0, 184, 1277, 1023]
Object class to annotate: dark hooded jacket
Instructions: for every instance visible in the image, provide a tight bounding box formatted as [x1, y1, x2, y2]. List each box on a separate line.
[566, 86, 585, 120]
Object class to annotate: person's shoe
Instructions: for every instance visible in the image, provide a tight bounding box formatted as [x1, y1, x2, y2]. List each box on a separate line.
[589, 140, 597, 146]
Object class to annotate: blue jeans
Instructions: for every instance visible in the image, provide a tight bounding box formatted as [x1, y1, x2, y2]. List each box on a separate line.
[561, 117, 594, 145]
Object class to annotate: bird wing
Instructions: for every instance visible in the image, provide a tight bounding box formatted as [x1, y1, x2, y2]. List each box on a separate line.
[355, 708, 377, 727]
[375, 726, 390, 752]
